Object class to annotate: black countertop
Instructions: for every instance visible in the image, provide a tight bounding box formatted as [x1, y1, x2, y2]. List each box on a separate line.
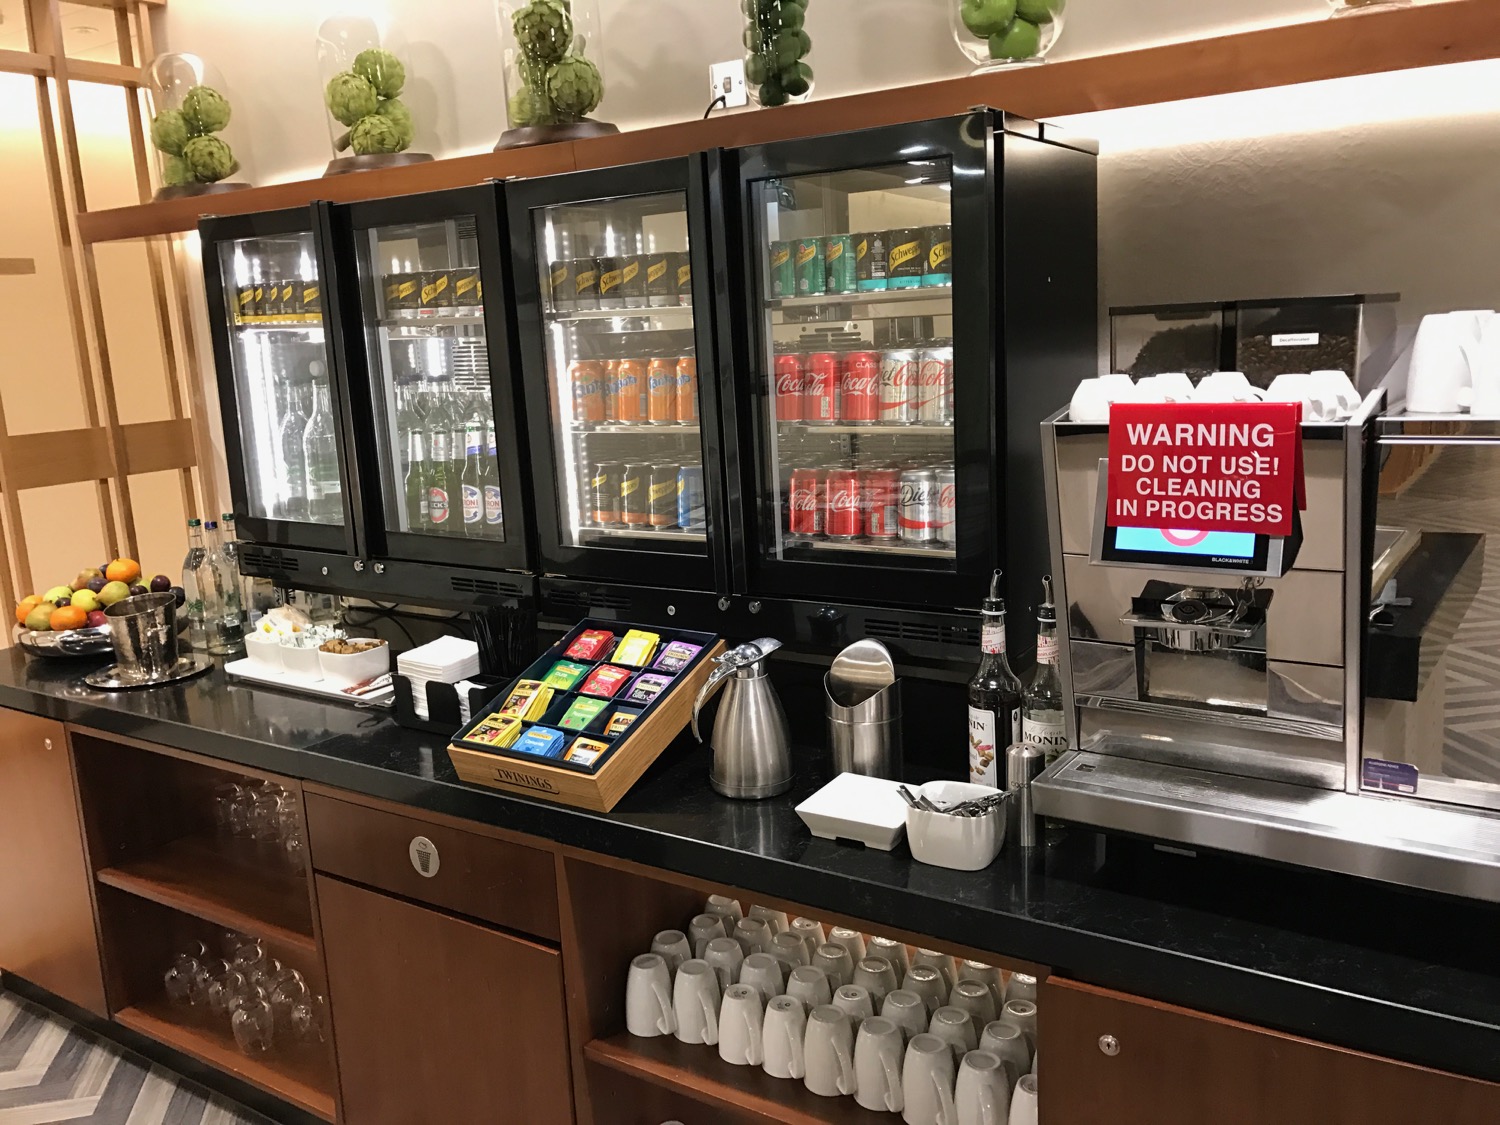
[8, 648, 1500, 1084]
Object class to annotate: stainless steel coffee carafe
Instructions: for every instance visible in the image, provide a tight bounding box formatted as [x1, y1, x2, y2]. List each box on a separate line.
[692, 638, 792, 800]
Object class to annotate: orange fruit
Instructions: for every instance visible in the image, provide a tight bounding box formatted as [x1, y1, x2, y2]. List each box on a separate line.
[49, 605, 87, 632]
[15, 595, 41, 625]
[105, 558, 141, 585]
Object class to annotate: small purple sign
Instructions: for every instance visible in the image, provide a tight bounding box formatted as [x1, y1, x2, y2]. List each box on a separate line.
[1362, 758, 1419, 795]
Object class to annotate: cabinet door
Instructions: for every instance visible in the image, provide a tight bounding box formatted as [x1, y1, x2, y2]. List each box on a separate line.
[1042, 978, 1500, 1125]
[317, 874, 572, 1124]
[0, 713, 105, 1015]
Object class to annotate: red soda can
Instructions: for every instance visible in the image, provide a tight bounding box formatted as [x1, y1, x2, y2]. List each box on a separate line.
[841, 351, 881, 424]
[880, 349, 918, 425]
[805, 352, 841, 424]
[915, 345, 955, 424]
[788, 468, 825, 537]
[825, 469, 862, 539]
[861, 468, 901, 540]
[774, 353, 805, 423]
[647, 357, 677, 424]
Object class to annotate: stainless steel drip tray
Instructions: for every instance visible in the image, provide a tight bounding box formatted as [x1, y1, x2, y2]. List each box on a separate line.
[1035, 751, 1500, 903]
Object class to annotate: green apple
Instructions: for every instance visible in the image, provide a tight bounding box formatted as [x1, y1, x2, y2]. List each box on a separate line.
[98, 580, 131, 607]
[962, 0, 1016, 39]
[42, 585, 73, 606]
[990, 17, 1041, 59]
[1015, 0, 1056, 23]
[70, 589, 101, 613]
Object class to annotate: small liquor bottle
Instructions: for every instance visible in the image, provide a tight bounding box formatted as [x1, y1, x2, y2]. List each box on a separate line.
[1022, 576, 1068, 763]
[968, 570, 1023, 787]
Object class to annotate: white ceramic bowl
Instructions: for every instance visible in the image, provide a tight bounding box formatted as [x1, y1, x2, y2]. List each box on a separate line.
[280, 641, 323, 680]
[317, 641, 391, 688]
[244, 631, 284, 672]
[906, 781, 1005, 871]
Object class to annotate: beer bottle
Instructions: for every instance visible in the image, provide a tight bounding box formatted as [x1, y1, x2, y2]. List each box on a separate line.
[427, 426, 452, 533]
[461, 417, 484, 537]
[482, 418, 503, 537]
[404, 425, 429, 532]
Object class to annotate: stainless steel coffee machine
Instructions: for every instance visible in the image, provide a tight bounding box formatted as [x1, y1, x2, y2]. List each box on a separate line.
[1033, 394, 1500, 902]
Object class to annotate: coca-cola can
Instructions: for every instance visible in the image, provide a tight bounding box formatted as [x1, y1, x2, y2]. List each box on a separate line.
[934, 467, 956, 545]
[788, 468, 825, 538]
[825, 469, 862, 539]
[841, 351, 881, 424]
[899, 468, 939, 545]
[861, 469, 901, 540]
[805, 352, 840, 424]
[774, 352, 805, 423]
[880, 348, 918, 425]
[915, 345, 955, 425]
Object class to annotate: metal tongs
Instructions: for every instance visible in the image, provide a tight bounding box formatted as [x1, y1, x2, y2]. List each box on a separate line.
[898, 785, 1010, 818]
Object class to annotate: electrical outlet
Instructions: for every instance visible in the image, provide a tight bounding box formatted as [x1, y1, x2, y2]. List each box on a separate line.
[709, 60, 748, 110]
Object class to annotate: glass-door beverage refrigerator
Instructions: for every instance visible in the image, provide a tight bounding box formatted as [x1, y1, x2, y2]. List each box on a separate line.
[507, 158, 729, 594]
[720, 113, 1097, 640]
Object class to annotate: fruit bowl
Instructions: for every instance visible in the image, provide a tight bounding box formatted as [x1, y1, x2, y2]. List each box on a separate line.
[14, 624, 115, 660]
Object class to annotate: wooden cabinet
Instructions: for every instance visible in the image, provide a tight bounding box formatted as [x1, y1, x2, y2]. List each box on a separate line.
[1042, 977, 1500, 1125]
[0, 713, 105, 1015]
[317, 874, 572, 1124]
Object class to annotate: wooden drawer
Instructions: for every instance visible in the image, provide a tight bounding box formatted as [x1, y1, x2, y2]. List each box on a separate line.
[304, 794, 559, 941]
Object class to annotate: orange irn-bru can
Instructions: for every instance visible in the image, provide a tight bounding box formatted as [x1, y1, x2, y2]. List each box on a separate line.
[615, 359, 647, 423]
[647, 357, 677, 425]
[601, 359, 619, 422]
[569, 360, 605, 424]
[675, 357, 698, 424]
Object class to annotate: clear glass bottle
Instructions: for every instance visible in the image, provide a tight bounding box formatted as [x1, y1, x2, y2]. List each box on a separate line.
[302, 381, 342, 524]
[460, 414, 485, 536]
[180, 518, 208, 652]
[219, 512, 251, 623]
[1021, 575, 1068, 762]
[482, 413, 503, 537]
[968, 570, 1023, 787]
[200, 520, 245, 655]
[278, 381, 309, 521]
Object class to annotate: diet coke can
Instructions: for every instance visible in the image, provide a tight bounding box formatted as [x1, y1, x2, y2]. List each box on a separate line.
[805, 352, 840, 424]
[825, 469, 862, 539]
[899, 468, 939, 545]
[841, 351, 881, 425]
[880, 349, 918, 425]
[934, 467, 956, 545]
[914, 344, 954, 425]
[774, 353, 805, 423]
[788, 468, 825, 538]
[861, 468, 901, 540]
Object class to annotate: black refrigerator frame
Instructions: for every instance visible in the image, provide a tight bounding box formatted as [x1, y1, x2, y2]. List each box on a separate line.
[506, 156, 732, 596]
[716, 112, 1098, 642]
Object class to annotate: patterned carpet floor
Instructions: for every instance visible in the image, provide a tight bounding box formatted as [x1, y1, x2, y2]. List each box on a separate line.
[0, 993, 272, 1125]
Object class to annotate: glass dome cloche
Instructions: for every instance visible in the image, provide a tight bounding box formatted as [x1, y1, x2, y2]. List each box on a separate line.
[951, 0, 1067, 70]
[495, 0, 618, 150]
[1327, 0, 1409, 14]
[315, 16, 433, 176]
[143, 53, 251, 201]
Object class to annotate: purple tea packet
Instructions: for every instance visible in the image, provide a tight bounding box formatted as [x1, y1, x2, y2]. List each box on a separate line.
[653, 640, 703, 674]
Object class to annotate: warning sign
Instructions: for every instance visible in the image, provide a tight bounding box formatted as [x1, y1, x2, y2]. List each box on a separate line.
[1105, 402, 1306, 537]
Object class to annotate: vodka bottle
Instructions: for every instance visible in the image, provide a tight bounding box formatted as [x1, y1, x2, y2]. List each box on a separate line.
[1021, 576, 1068, 763]
[200, 520, 245, 655]
[180, 519, 208, 652]
[303, 381, 342, 524]
[278, 382, 309, 521]
[967, 570, 1023, 788]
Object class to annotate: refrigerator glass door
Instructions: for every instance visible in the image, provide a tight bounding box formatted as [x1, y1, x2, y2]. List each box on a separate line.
[216, 232, 344, 528]
[532, 191, 707, 554]
[751, 162, 956, 569]
[357, 217, 507, 542]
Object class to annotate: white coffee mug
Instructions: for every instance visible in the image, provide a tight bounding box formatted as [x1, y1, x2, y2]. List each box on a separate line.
[762, 995, 807, 1080]
[956, 961, 1002, 1009]
[804, 1005, 857, 1098]
[1310, 369, 1361, 417]
[902, 1033, 957, 1125]
[718, 984, 764, 1067]
[650, 929, 691, 976]
[855, 1016, 906, 1113]
[813, 943, 855, 989]
[672, 958, 720, 1046]
[1069, 376, 1123, 424]
[950, 980, 998, 1040]
[786, 964, 833, 1009]
[980, 1021, 1031, 1090]
[904, 965, 949, 1013]
[853, 956, 900, 1006]
[702, 936, 744, 993]
[1407, 311, 1495, 414]
[688, 913, 727, 958]
[882, 989, 930, 1042]
[828, 926, 867, 963]
[930, 1005, 979, 1064]
[705, 894, 743, 927]
[833, 983, 875, 1030]
[1264, 372, 1336, 422]
[912, 949, 957, 991]
[1132, 371, 1195, 402]
[733, 917, 772, 956]
[625, 953, 675, 1038]
[869, 936, 911, 978]
[1193, 370, 1261, 404]
[1008, 1074, 1038, 1125]
[739, 952, 784, 1006]
[790, 917, 826, 961]
[769, 931, 810, 973]
[1003, 973, 1037, 1007]
[747, 905, 789, 935]
[999, 999, 1037, 1053]
[957, 1050, 1010, 1125]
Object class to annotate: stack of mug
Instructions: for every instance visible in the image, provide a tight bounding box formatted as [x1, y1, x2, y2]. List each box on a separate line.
[624, 895, 1040, 1124]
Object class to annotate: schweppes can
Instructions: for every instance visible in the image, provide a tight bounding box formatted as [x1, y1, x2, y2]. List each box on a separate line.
[618, 254, 647, 309]
[297, 278, 322, 319]
[855, 231, 888, 292]
[884, 228, 927, 289]
[235, 283, 256, 324]
[384, 273, 419, 316]
[923, 225, 952, 287]
[573, 258, 601, 310]
[823, 234, 856, 295]
[419, 269, 453, 313]
[794, 237, 825, 297]
[769, 240, 794, 299]
[277, 280, 296, 320]
[674, 254, 692, 306]
[645, 253, 675, 307]
[452, 268, 482, 308]
[596, 256, 624, 309]
[548, 259, 576, 311]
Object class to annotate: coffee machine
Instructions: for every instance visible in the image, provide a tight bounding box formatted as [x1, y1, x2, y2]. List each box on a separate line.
[1033, 393, 1500, 903]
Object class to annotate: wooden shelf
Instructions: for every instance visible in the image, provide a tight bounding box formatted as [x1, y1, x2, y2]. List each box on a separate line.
[116, 1001, 335, 1122]
[76, 1, 1500, 245]
[95, 835, 316, 954]
[585, 1033, 897, 1125]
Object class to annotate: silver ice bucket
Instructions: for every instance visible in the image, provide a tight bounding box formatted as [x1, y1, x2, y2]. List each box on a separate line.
[105, 592, 179, 680]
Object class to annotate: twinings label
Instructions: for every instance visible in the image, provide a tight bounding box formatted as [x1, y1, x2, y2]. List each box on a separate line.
[622, 261, 639, 284]
[888, 241, 921, 271]
[599, 269, 623, 294]
[648, 481, 674, 503]
[928, 240, 952, 270]
[647, 260, 668, 284]
[575, 269, 598, 294]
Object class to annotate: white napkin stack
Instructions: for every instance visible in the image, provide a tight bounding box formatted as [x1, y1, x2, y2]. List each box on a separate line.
[398, 636, 481, 720]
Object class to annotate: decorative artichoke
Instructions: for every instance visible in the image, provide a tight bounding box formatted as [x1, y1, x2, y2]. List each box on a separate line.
[375, 97, 414, 149]
[182, 135, 234, 182]
[180, 85, 231, 135]
[546, 54, 602, 119]
[512, 0, 573, 65]
[150, 109, 190, 156]
[508, 85, 540, 127]
[161, 155, 192, 187]
[349, 114, 403, 155]
[353, 47, 405, 98]
[325, 71, 378, 126]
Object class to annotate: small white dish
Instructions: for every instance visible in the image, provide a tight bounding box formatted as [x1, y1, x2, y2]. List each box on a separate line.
[906, 781, 1005, 872]
[318, 640, 390, 688]
[280, 642, 323, 680]
[243, 631, 284, 672]
[796, 773, 909, 851]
